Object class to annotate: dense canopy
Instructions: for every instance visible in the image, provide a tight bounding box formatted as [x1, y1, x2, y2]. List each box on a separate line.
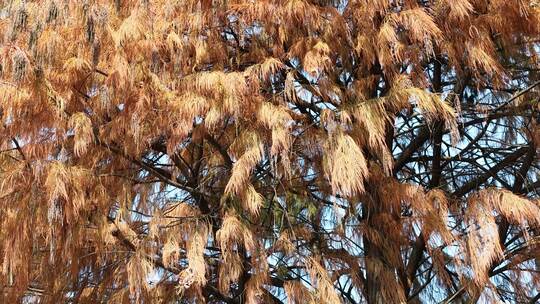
[1, 0, 540, 303]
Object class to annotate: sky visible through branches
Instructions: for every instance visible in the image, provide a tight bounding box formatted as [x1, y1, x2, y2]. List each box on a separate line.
[0, 0, 540, 303]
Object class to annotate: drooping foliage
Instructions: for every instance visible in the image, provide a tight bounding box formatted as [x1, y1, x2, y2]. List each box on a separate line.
[0, 0, 540, 303]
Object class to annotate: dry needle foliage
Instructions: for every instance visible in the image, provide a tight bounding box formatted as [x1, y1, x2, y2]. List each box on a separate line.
[0, 0, 540, 303]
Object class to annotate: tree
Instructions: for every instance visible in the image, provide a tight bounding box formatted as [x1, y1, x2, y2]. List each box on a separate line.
[0, 0, 539, 303]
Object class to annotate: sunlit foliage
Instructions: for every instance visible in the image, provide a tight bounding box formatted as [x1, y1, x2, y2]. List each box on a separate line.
[0, 0, 539, 303]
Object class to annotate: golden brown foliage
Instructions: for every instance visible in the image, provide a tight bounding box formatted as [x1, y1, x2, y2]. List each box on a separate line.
[0, 0, 539, 303]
